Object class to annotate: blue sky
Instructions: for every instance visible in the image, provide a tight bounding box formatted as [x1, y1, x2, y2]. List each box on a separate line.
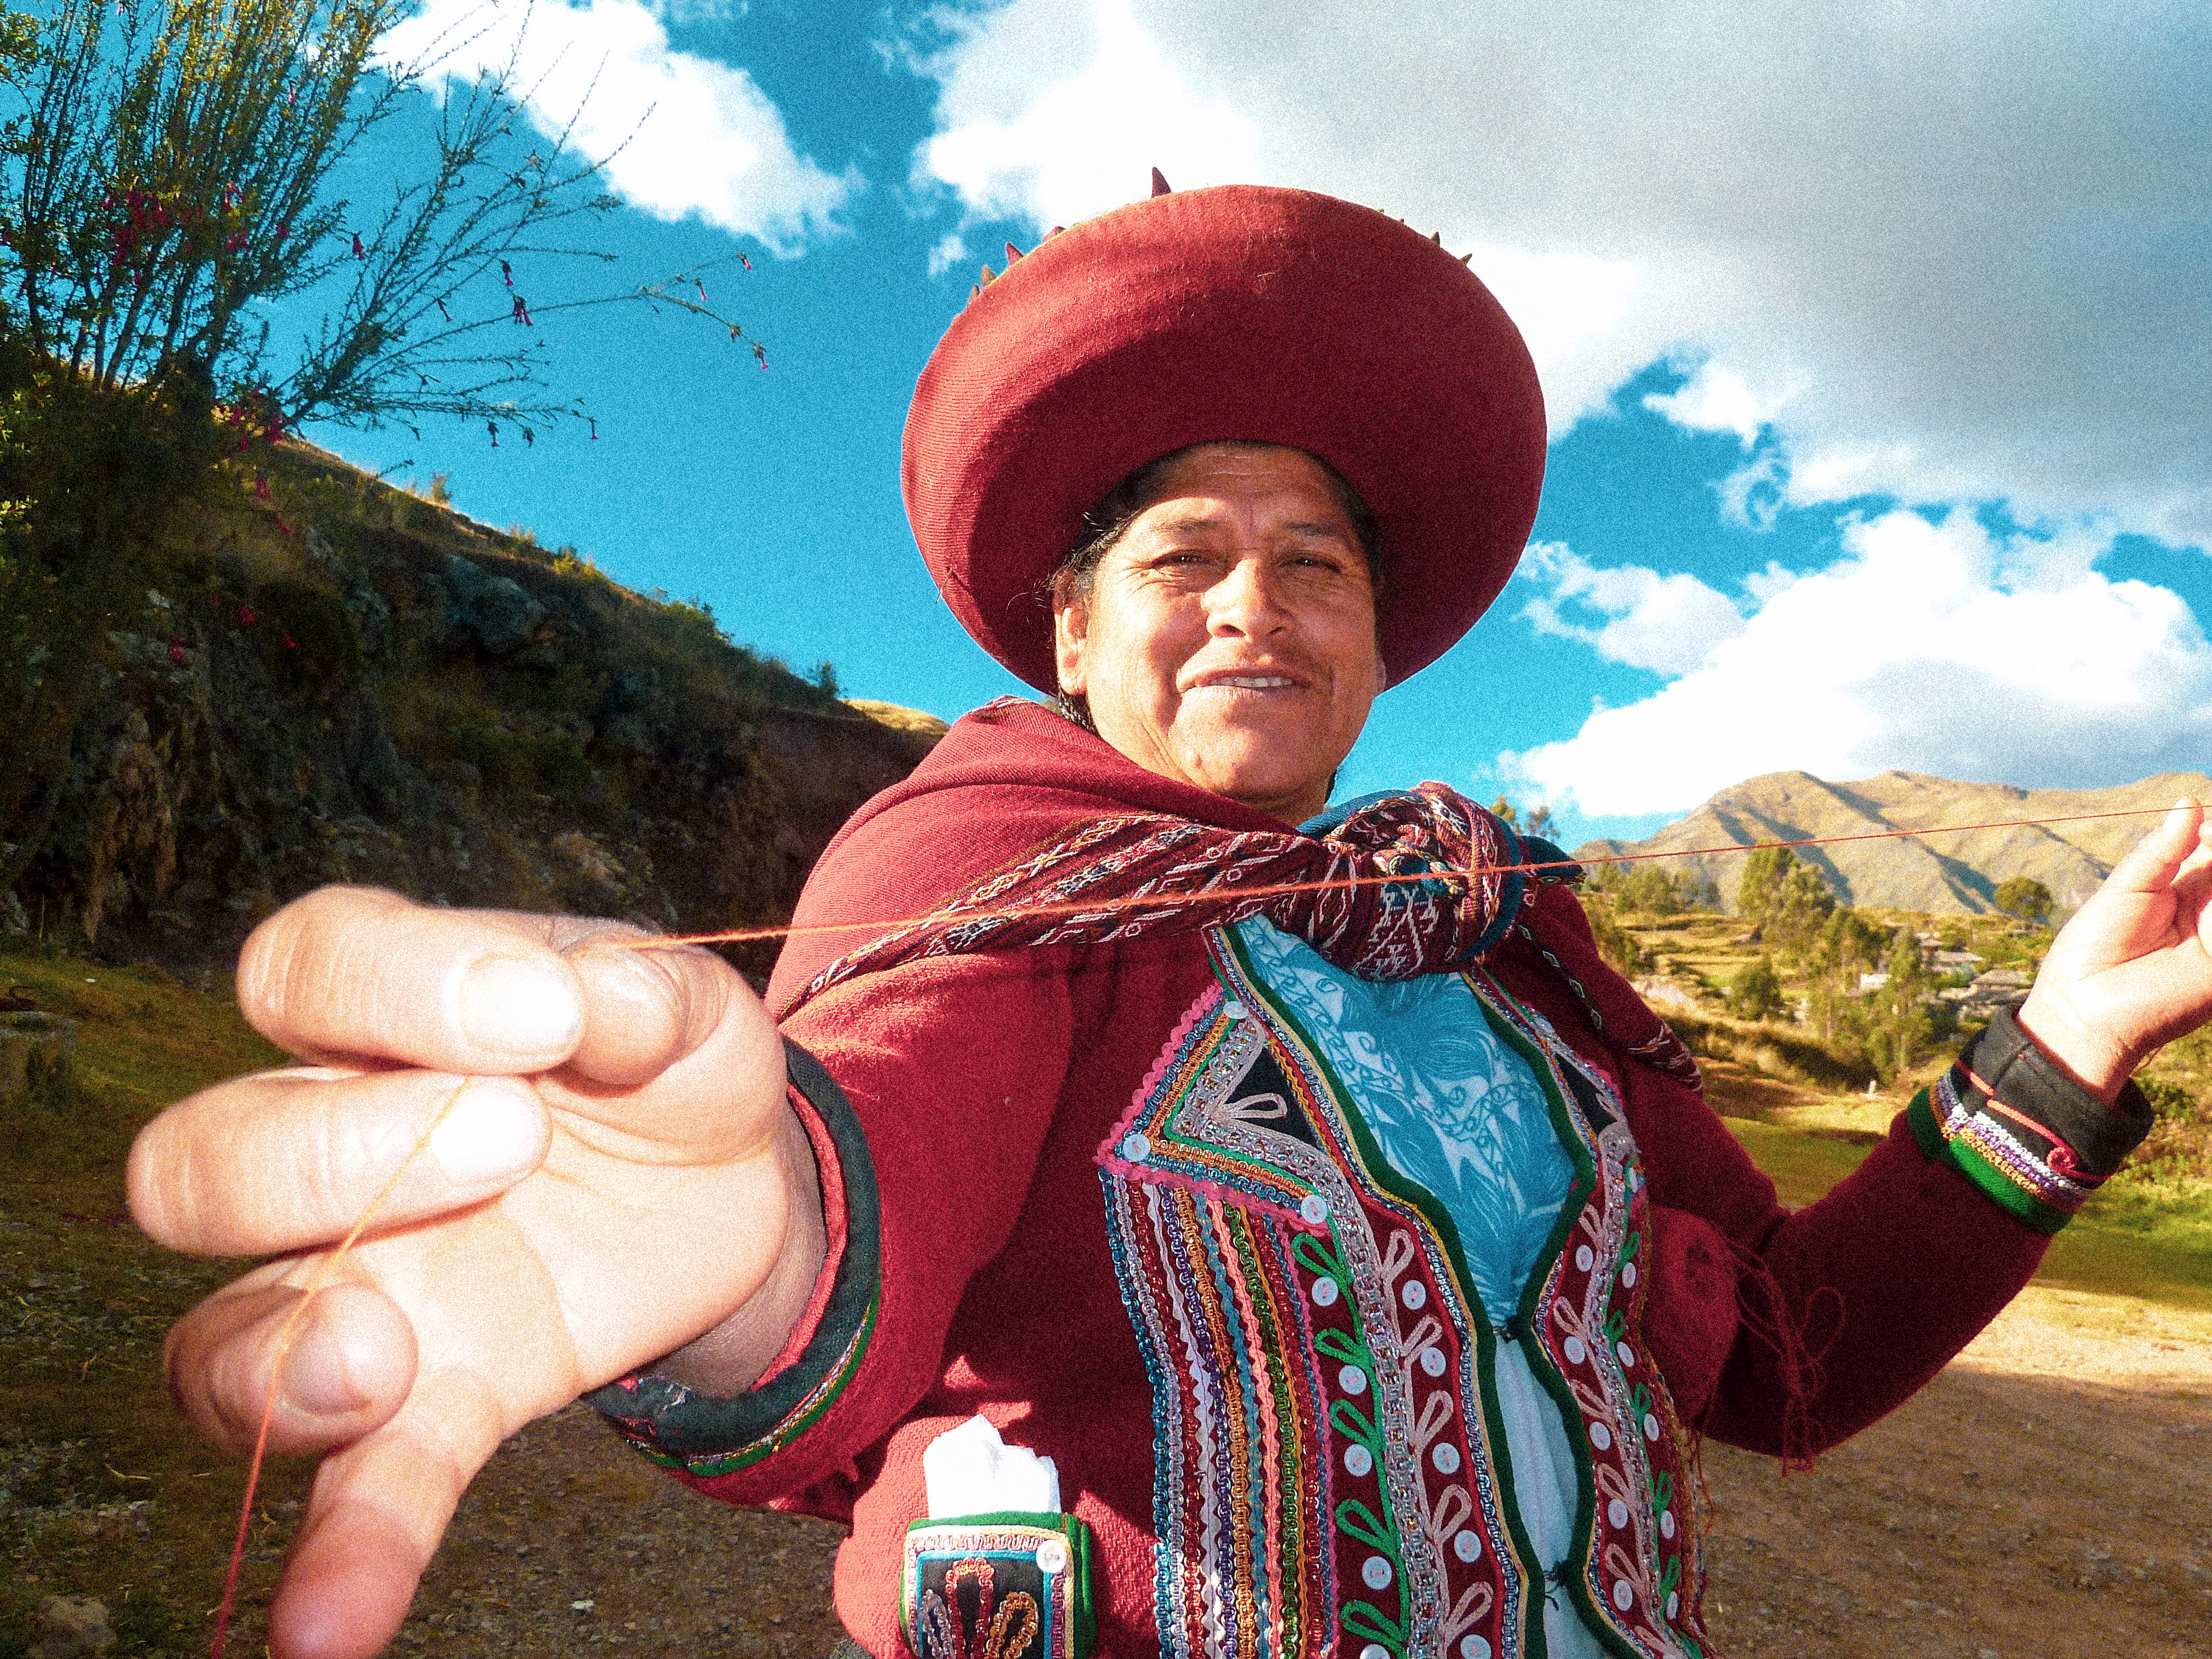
[305, 0, 2212, 848]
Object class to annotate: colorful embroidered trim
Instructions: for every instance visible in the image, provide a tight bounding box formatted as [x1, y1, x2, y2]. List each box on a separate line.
[1100, 940, 1714, 1659]
[902, 1512, 1095, 1659]
[1103, 1168, 1341, 1659]
[1906, 1009, 2162, 1235]
[1469, 967, 1709, 1659]
[587, 1041, 882, 1473]
[1908, 1071, 2093, 1235]
[1102, 963, 1525, 1659]
[1509, 921, 1702, 1091]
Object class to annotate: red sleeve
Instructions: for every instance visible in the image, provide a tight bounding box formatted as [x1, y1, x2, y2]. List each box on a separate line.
[674, 947, 1081, 1505]
[1616, 1058, 2048, 1457]
[1490, 884, 2052, 1457]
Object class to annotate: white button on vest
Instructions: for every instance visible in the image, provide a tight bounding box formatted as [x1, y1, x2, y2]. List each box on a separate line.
[1452, 1528, 1483, 1563]
[1344, 1444, 1373, 1478]
[1361, 1556, 1393, 1590]
[1035, 1538, 1068, 1574]
[1459, 1637, 1491, 1659]
[1562, 1334, 1588, 1365]
[1431, 1442, 1462, 1474]
[1661, 1510, 1676, 1540]
[1300, 1192, 1331, 1225]
[1401, 1281, 1427, 1310]
[1608, 1499, 1629, 1528]
[1574, 1244, 1594, 1272]
[1338, 1365, 1368, 1396]
[1120, 1132, 1150, 1163]
[1311, 1276, 1340, 1307]
[1420, 1346, 1448, 1377]
[1222, 1000, 1248, 1020]
[1589, 1421, 1613, 1451]
[1612, 1580, 1635, 1611]
[1622, 1259, 1639, 1287]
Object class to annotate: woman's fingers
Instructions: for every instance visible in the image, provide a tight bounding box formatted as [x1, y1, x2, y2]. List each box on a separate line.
[2098, 799, 2209, 905]
[547, 937, 787, 1160]
[129, 1072, 550, 1256]
[268, 1369, 514, 1659]
[267, 1498, 425, 1659]
[2022, 799, 2212, 1095]
[239, 888, 585, 1074]
[560, 930, 738, 1090]
[163, 1280, 418, 1457]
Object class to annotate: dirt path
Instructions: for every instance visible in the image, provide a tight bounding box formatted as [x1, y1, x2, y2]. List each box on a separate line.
[1698, 1288, 2212, 1658]
[202, 1287, 2209, 1659]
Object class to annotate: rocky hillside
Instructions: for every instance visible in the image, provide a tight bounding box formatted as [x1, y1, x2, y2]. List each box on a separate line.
[1577, 769, 2212, 916]
[0, 439, 945, 981]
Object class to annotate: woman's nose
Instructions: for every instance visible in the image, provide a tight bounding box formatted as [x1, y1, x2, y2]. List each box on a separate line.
[1205, 555, 1291, 638]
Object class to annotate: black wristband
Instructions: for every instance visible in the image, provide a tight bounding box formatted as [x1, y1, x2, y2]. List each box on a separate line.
[586, 1037, 882, 1472]
[1966, 1007, 2157, 1178]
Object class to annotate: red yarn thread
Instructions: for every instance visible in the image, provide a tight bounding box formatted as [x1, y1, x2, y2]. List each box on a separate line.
[210, 1082, 470, 1659]
[602, 802, 2192, 954]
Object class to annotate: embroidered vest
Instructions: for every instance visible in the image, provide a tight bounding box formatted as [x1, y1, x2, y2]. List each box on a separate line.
[1096, 924, 1711, 1659]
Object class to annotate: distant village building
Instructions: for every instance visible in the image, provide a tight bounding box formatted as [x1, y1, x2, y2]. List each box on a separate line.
[1940, 967, 2033, 1020]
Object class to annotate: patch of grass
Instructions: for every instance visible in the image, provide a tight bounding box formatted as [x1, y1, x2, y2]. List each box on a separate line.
[1721, 1113, 2212, 1314]
[0, 941, 306, 1654]
[1719, 1116, 1875, 1206]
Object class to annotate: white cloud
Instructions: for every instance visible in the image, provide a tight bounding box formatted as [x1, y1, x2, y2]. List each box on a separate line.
[925, 229, 969, 276]
[382, 0, 851, 251]
[902, 0, 2212, 545]
[1518, 544, 1745, 676]
[904, 0, 1260, 233]
[1499, 511, 2212, 816]
[1643, 362, 1789, 451]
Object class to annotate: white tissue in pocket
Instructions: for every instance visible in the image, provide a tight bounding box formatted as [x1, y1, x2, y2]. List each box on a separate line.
[922, 1415, 1061, 1519]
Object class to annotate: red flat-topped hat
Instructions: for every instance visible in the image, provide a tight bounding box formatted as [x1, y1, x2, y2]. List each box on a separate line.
[902, 179, 1547, 690]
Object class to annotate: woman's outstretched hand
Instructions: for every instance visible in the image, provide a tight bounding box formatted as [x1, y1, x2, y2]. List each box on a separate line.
[128, 888, 822, 1659]
[2021, 799, 2212, 1099]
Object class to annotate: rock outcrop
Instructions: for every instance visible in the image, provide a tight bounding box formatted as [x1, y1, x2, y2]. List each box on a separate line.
[0, 443, 942, 981]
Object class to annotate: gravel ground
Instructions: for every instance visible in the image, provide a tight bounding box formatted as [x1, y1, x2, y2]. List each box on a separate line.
[202, 1408, 847, 1659]
[177, 1285, 2212, 1659]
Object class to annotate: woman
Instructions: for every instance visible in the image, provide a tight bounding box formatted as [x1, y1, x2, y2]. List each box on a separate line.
[133, 185, 2211, 1659]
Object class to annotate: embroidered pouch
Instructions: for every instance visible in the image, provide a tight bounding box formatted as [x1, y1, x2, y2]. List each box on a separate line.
[901, 1511, 1095, 1659]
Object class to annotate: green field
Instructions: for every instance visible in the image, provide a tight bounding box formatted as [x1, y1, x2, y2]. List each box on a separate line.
[1722, 1114, 2212, 1313]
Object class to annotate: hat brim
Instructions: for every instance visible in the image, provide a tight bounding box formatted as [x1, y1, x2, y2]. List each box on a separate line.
[901, 185, 1547, 691]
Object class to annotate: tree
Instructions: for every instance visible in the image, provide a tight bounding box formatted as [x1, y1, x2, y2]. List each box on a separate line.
[1583, 900, 1648, 978]
[1802, 905, 1885, 1042]
[1992, 875, 2054, 926]
[1733, 843, 1836, 959]
[1489, 794, 1518, 827]
[0, 0, 758, 885]
[1728, 953, 1787, 1022]
[1870, 924, 1941, 1081]
[0, 0, 757, 436]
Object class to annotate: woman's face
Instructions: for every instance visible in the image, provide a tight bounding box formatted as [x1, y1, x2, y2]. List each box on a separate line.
[1053, 444, 1386, 826]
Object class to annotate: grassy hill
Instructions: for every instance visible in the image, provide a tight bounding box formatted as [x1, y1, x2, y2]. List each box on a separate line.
[0, 435, 941, 982]
[1577, 768, 2212, 915]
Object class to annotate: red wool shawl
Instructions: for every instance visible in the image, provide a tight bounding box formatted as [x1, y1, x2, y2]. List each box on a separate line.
[767, 698, 1697, 1093]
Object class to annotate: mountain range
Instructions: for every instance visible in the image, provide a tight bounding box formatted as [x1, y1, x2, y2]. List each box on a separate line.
[1574, 769, 2212, 916]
